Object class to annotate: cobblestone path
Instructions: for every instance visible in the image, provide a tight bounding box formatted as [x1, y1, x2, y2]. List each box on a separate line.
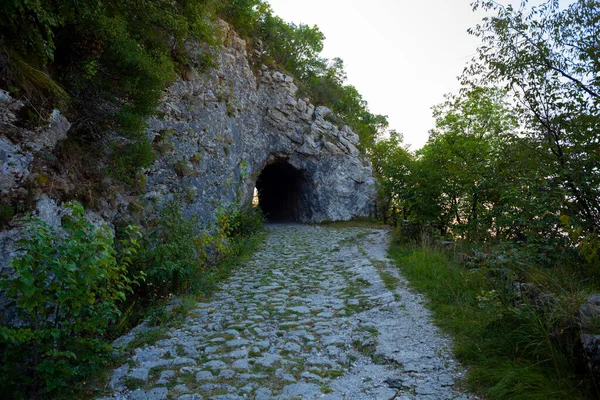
[102, 224, 474, 400]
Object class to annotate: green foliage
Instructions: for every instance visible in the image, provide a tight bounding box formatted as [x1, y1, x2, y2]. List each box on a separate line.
[1, 0, 387, 179]
[370, 131, 413, 222]
[391, 221, 436, 246]
[0, 202, 140, 397]
[108, 200, 264, 352]
[131, 201, 264, 300]
[132, 201, 206, 298]
[211, 204, 264, 261]
[7, 52, 70, 105]
[173, 159, 194, 177]
[373, 0, 600, 255]
[409, 87, 522, 240]
[0, 202, 15, 228]
[373, 85, 583, 262]
[220, 204, 265, 239]
[219, 0, 270, 38]
[468, 0, 600, 235]
[299, 57, 388, 151]
[0, 0, 101, 63]
[302, 59, 389, 150]
[377, 8, 600, 393]
[259, 14, 325, 81]
[109, 137, 155, 184]
[560, 215, 600, 272]
[1, 0, 220, 183]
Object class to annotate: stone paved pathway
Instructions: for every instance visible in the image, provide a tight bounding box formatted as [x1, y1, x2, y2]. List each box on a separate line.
[101, 224, 475, 400]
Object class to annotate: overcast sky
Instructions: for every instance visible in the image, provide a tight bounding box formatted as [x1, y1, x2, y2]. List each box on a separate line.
[265, 0, 491, 149]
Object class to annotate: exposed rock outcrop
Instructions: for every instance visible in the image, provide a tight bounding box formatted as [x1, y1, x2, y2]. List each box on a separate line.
[0, 21, 376, 274]
[144, 22, 375, 223]
[0, 90, 71, 202]
[0, 89, 71, 278]
[580, 295, 600, 387]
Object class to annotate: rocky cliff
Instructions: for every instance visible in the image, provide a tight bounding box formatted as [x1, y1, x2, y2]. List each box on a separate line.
[0, 22, 376, 273]
[144, 23, 375, 223]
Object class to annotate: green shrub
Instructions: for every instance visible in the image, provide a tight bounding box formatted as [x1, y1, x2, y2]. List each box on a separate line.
[391, 221, 436, 245]
[173, 159, 194, 177]
[561, 215, 600, 274]
[133, 201, 207, 298]
[220, 204, 264, 239]
[0, 202, 140, 397]
[115, 200, 264, 342]
[219, 0, 269, 37]
[1, 0, 220, 185]
[124, 199, 264, 308]
[191, 152, 203, 164]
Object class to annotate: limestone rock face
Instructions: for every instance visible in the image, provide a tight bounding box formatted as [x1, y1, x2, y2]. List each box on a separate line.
[0, 90, 72, 278]
[144, 22, 375, 223]
[0, 22, 376, 276]
[0, 90, 71, 200]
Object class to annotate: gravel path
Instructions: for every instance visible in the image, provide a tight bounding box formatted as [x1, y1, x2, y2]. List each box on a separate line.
[101, 224, 475, 400]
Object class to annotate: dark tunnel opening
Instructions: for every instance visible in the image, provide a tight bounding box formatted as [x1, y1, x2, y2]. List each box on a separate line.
[255, 160, 308, 222]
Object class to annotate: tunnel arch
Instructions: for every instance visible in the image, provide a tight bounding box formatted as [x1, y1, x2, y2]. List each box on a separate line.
[255, 159, 313, 222]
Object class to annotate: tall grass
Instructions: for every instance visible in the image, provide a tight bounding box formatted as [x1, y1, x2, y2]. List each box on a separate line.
[388, 244, 591, 399]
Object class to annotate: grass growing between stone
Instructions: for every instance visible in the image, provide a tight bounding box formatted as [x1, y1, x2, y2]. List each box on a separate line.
[388, 244, 591, 400]
[378, 270, 399, 291]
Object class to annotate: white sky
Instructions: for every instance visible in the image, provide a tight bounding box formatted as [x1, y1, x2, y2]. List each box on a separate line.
[265, 0, 491, 149]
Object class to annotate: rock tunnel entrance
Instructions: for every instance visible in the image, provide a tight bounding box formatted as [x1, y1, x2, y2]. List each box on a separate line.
[255, 160, 311, 222]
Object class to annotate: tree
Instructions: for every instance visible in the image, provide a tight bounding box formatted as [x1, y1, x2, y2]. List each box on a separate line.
[260, 16, 325, 81]
[403, 87, 519, 239]
[370, 131, 413, 222]
[467, 0, 600, 234]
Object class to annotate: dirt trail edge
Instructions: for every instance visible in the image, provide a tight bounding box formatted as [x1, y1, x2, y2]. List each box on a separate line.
[101, 224, 476, 400]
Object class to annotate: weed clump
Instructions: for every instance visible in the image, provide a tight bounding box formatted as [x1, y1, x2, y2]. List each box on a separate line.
[0, 202, 141, 397]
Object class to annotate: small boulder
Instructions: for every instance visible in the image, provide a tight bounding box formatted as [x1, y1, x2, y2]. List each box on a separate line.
[580, 294, 600, 330]
[580, 334, 600, 389]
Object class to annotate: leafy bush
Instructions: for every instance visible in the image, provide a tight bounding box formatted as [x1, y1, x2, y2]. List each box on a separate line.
[391, 221, 436, 246]
[204, 204, 264, 264]
[220, 0, 270, 37]
[115, 200, 264, 342]
[0, 202, 140, 397]
[109, 137, 155, 184]
[130, 200, 263, 299]
[561, 215, 600, 274]
[132, 201, 206, 298]
[219, 204, 264, 239]
[0, 0, 101, 64]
